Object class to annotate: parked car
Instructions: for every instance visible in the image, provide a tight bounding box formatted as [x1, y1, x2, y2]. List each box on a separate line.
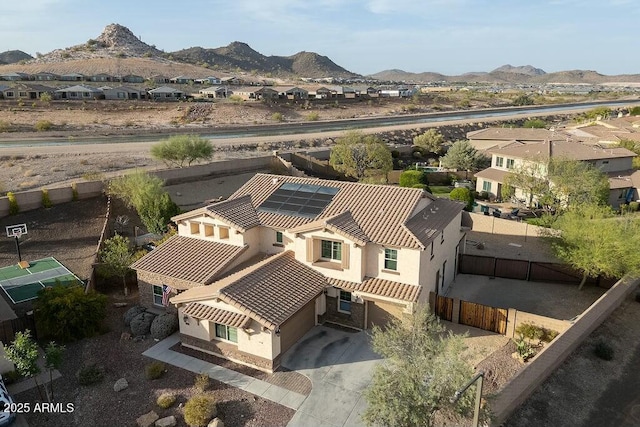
[0, 375, 15, 426]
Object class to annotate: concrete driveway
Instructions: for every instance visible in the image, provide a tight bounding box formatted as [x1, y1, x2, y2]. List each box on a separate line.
[282, 325, 382, 427]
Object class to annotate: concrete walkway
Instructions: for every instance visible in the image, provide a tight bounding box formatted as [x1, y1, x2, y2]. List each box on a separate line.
[142, 334, 307, 410]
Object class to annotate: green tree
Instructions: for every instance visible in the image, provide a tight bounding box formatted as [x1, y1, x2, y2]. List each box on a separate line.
[413, 129, 445, 154]
[44, 342, 65, 401]
[548, 159, 609, 207]
[109, 171, 179, 234]
[439, 140, 489, 178]
[150, 134, 213, 168]
[35, 286, 107, 341]
[98, 234, 135, 296]
[582, 106, 612, 121]
[548, 204, 640, 289]
[523, 119, 546, 128]
[450, 187, 474, 211]
[363, 305, 484, 427]
[329, 131, 393, 182]
[502, 160, 549, 207]
[5, 330, 44, 401]
[399, 170, 428, 190]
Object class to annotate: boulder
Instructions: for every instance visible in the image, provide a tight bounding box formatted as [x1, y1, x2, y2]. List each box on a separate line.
[150, 313, 179, 340]
[136, 410, 159, 427]
[124, 305, 147, 326]
[155, 415, 176, 427]
[208, 418, 224, 427]
[113, 378, 128, 392]
[131, 312, 156, 336]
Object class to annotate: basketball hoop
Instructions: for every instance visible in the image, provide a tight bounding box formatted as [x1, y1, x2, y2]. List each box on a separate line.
[6, 223, 27, 263]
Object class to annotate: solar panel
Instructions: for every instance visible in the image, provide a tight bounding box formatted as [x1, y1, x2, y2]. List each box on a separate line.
[257, 182, 340, 218]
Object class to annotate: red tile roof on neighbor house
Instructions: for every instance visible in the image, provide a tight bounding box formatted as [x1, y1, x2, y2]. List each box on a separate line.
[229, 173, 463, 249]
[182, 303, 251, 328]
[131, 235, 247, 286]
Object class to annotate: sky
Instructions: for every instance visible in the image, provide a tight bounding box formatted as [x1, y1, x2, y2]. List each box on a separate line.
[2, 0, 639, 76]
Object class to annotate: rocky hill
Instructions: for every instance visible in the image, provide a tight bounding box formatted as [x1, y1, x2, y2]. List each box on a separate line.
[491, 64, 546, 76]
[0, 50, 33, 65]
[170, 42, 357, 78]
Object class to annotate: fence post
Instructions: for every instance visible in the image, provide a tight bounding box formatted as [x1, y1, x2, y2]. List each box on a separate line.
[452, 298, 461, 324]
[505, 308, 517, 338]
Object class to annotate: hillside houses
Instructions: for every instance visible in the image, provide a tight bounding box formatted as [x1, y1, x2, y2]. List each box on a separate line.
[132, 173, 465, 372]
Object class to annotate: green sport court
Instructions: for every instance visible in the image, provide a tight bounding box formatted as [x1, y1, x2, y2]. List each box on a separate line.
[0, 257, 84, 304]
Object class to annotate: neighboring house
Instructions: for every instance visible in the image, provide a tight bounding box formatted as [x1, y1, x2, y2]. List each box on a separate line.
[0, 72, 30, 81]
[467, 127, 569, 151]
[272, 86, 309, 100]
[2, 83, 55, 100]
[170, 76, 194, 85]
[195, 76, 221, 85]
[103, 86, 146, 100]
[121, 74, 145, 83]
[199, 86, 229, 99]
[151, 75, 170, 84]
[379, 87, 416, 98]
[220, 76, 244, 86]
[87, 73, 115, 82]
[55, 85, 103, 100]
[132, 173, 465, 372]
[148, 86, 185, 101]
[304, 86, 335, 99]
[0, 85, 9, 98]
[229, 86, 278, 101]
[474, 139, 638, 208]
[59, 73, 85, 82]
[32, 72, 59, 81]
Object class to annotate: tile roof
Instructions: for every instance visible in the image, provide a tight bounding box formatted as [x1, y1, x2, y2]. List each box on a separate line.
[205, 195, 261, 232]
[131, 235, 247, 285]
[467, 128, 566, 141]
[474, 168, 509, 182]
[230, 173, 432, 249]
[327, 277, 421, 302]
[289, 211, 369, 245]
[182, 303, 251, 328]
[405, 198, 465, 247]
[607, 170, 638, 189]
[216, 251, 327, 330]
[488, 140, 636, 161]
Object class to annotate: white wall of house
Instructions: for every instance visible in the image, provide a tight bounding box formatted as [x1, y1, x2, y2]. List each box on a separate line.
[178, 217, 247, 247]
[364, 244, 420, 285]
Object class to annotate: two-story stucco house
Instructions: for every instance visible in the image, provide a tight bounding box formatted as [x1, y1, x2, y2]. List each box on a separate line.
[132, 173, 465, 372]
[475, 140, 639, 208]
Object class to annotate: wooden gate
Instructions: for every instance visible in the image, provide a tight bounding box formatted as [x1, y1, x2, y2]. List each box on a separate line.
[434, 295, 453, 322]
[459, 301, 508, 334]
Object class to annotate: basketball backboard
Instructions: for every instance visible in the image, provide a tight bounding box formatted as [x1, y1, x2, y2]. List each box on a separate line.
[6, 223, 27, 238]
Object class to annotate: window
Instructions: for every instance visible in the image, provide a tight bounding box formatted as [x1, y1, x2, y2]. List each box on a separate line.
[338, 290, 352, 313]
[190, 222, 200, 235]
[70, 92, 77, 97]
[204, 224, 214, 237]
[214, 324, 238, 343]
[496, 157, 504, 167]
[219, 227, 229, 239]
[506, 159, 515, 169]
[482, 181, 492, 192]
[19, 92, 27, 97]
[275, 231, 283, 244]
[152, 285, 163, 307]
[83, 92, 91, 97]
[321, 240, 342, 261]
[384, 248, 398, 271]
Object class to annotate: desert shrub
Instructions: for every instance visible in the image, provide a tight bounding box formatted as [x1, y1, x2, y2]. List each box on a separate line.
[628, 201, 639, 212]
[145, 361, 166, 380]
[184, 395, 217, 427]
[71, 183, 79, 201]
[399, 170, 427, 188]
[523, 119, 547, 128]
[514, 335, 536, 362]
[0, 120, 10, 132]
[35, 286, 107, 342]
[41, 189, 52, 208]
[229, 95, 243, 103]
[7, 192, 18, 215]
[78, 364, 104, 386]
[124, 305, 146, 326]
[34, 120, 53, 132]
[514, 323, 558, 343]
[306, 112, 319, 121]
[157, 392, 176, 409]
[271, 112, 284, 122]
[150, 313, 179, 340]
[594, 340, 614, 361]
[450, 187, 474, 211]
[630, 106, 640, 116]
[195, 373, 210, 392]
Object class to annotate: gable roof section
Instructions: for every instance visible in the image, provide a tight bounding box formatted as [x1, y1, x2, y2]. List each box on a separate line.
[216, 251, 327, 330]
[327, 277, 421, 302]
[230, 174, 429, 249]
[131, 235, 247, 285]
[489, 140, 636, 161]
[405, 198, 465, 247]
[289, 211, 369, 246]
[172, 195, 260, 232]
[474, 168, 509, 183]
[467, 128, 563, 141]
[182, 303, 251, 328]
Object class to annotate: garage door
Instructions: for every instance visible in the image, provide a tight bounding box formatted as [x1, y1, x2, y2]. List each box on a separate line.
[279, 298, 316, 354]
[367, 300, 405, 329]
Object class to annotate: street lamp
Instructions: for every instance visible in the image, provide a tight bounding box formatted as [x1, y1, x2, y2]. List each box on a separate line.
[450, 371, 484, 427]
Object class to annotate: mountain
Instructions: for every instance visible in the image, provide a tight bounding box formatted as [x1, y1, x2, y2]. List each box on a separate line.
[170, 42, 357, 78]
[369, 69, 447, 82]
[491, 64, 546, 76]
[0, 50, 33, 65]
